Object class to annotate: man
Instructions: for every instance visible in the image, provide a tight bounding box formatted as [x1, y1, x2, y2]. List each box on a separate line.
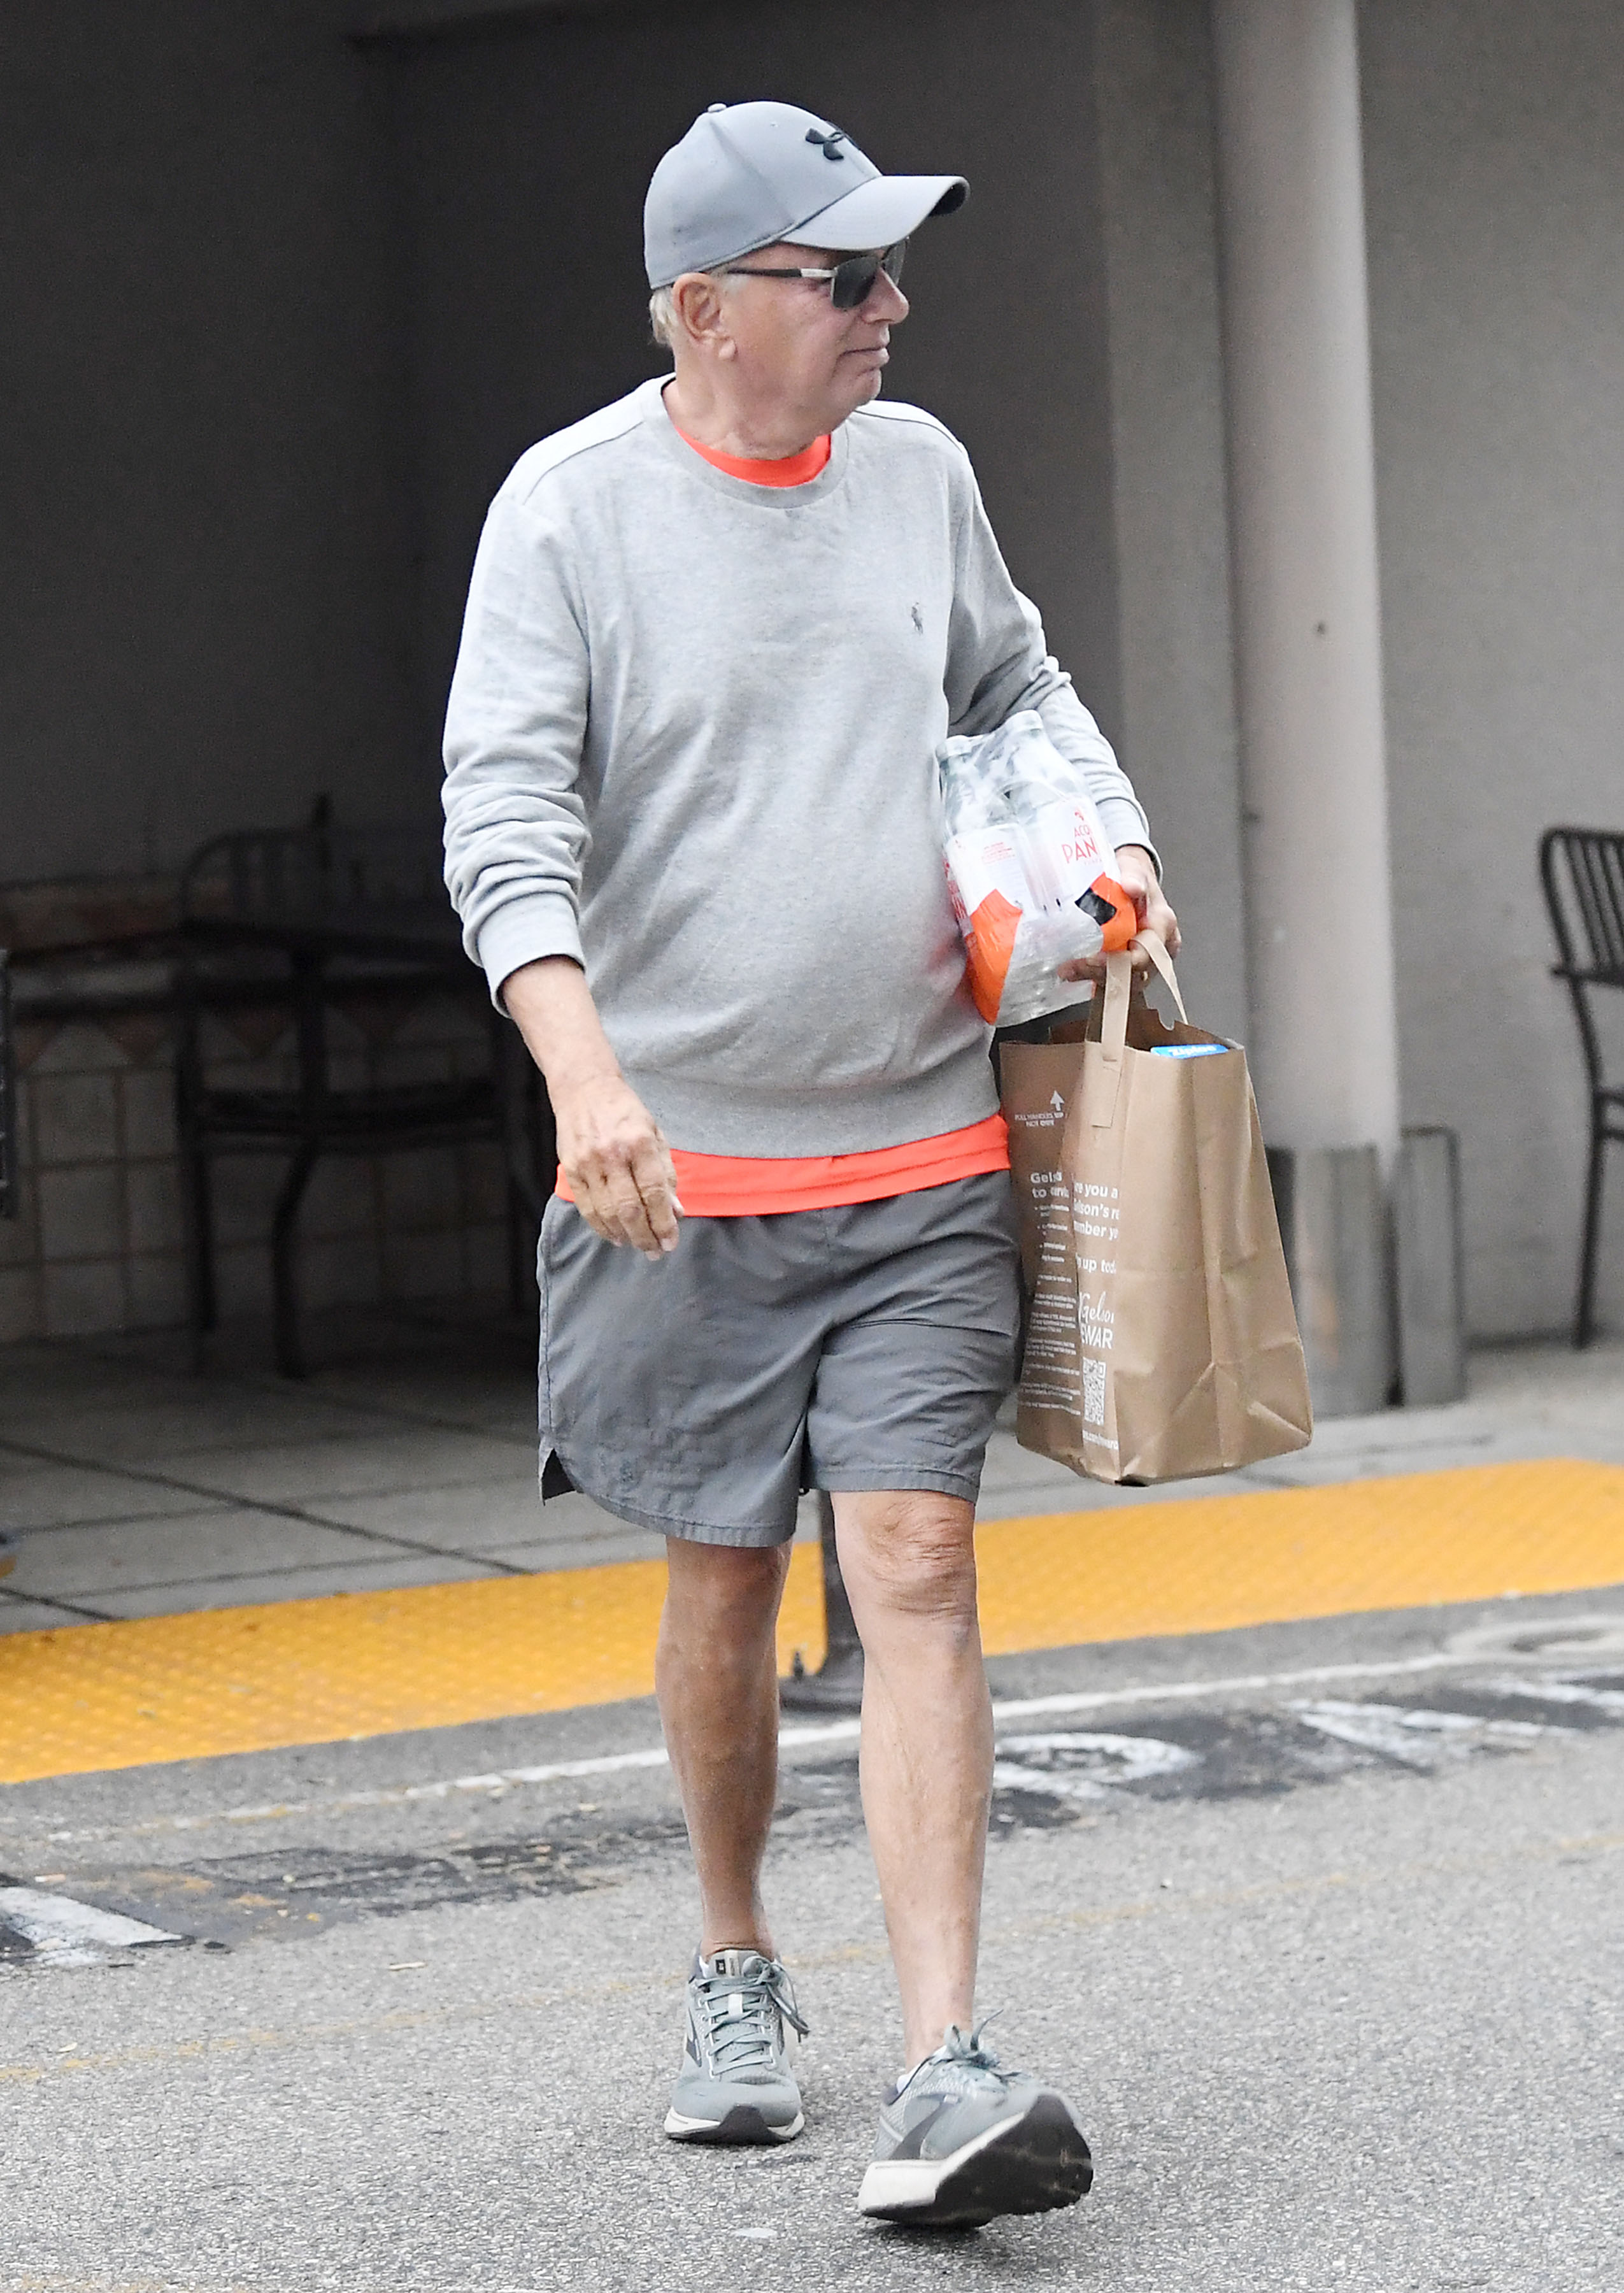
[443, 99, 1178, 2229]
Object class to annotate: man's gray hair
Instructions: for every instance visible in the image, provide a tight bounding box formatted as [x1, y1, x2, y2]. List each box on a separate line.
[649, 262, 734, 348]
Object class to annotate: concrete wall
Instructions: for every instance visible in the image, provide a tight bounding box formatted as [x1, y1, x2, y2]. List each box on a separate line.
[1360, 0, 1624, 1333]
[0, 1, 420, 883]
[1092, 0, 1248, 1043]
[390, 0, 1126, 774]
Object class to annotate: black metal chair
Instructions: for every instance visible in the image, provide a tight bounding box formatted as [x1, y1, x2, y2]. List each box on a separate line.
[1540, 827, 1624, 1348]
[176, 808, 550, 1377]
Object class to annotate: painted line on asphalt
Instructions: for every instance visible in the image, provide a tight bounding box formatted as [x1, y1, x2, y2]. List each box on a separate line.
[29, 1642, 1562, 1847]
[0, 1886, 182, 1968]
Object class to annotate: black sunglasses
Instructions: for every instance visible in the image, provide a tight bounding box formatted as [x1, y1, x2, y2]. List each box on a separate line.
[721, 239, 907, 311]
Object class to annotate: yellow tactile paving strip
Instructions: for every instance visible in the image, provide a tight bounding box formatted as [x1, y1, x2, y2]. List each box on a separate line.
[3, 1460, 1622, 1785]
[0, 1547, 827, 1789]
[974, 1457, 1624, 1654]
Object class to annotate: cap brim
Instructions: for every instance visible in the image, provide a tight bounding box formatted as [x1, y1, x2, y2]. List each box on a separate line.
[788, 173, 967, 253]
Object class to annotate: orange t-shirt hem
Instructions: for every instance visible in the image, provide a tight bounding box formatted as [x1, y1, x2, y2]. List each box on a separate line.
[553, 1112, 1011, 1218]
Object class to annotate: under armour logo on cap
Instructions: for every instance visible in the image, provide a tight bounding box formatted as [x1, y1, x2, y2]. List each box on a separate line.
[806, 126, 848, 160]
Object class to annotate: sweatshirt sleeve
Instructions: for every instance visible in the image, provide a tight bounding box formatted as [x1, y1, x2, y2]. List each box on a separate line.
[441, 483, 592, 1003]
[942, 454, 1159, 872]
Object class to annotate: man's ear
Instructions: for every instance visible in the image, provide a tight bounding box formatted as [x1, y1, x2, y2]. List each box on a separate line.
[671, 271, 732, 355]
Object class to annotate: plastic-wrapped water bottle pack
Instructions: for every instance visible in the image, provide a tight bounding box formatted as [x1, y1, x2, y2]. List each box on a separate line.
[938, 711, 1136, 1027]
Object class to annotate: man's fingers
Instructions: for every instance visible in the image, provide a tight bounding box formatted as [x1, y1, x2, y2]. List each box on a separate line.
[576, 1201, 620, 1248]
[1056, 950, 1147, 983]
[1140, 887, 1181, 959]
[629, 1136, 682, 1254]
[571, 1155, 666, 1257]
[570, 1153, 652, 1253]
[567, 1164, 627, 1248]
[576, 1154, 680, 1258]
[554, 1077, 682, 1257]
[1057, 941, 1164, 984]
[605, 1173, 663, 1258]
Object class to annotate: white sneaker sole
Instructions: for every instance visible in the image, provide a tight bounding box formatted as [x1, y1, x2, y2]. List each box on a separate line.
[858, 2094, 1092, 2227]
[664, 2104, 804, 2145]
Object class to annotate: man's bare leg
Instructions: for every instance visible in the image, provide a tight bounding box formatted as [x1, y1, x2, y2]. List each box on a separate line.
[832, 1490, 991, 2069]
[657, 1537, 792, 1958]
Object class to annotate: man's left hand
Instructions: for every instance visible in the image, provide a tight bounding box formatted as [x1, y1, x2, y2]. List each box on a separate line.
[1057, 845, 1181, 983]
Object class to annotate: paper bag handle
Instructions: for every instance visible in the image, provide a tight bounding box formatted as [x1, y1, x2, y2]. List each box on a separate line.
[1085, 952, 1132, 1127]
[1085, 931, 1190, 1129]
[1132, 929, 1188, 1022]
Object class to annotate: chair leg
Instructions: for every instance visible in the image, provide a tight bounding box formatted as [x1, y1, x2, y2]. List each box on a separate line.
[178, 1132, 217, 1370]
[271, 1140, 322, 1379]
[1574, 1111, 1607, 1351]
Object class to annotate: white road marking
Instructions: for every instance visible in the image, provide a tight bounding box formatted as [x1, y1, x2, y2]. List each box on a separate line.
[1476, 1673, 1624, 1715]
[994, 1730, 1201, 1803]
[984, 1648, 1513, 1724]
[0, 1886, 183, 1968]
[1288, 1699, 1568, 1771]
[28, 1644, 1608, 1848]
[1443, 1610, 1624, 1662]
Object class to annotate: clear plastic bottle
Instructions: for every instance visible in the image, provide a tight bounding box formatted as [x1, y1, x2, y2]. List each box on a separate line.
[939, 713, 1132, 1027]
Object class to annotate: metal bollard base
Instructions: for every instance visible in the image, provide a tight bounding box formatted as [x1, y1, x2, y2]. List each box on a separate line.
[1396, 1125, 1467, 1406]
[778, 1491, 865, 1715]
[779, 1641, 865, 1713]
[1268, 1142, 1394, 1418]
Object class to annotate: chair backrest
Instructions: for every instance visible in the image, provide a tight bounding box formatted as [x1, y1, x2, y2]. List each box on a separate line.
[1541, 828, 1624, 987]
[180, 818, 446, 925]
[1541, 827, 1624, 1100]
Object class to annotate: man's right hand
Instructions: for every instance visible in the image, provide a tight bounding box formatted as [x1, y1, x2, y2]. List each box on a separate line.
[552, 1072, 683, 1259]
[501, 956, 683, 1261]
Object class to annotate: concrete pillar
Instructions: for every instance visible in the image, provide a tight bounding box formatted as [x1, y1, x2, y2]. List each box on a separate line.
[1210, 0, 1400, 1165]
[1090, 0, 1251, 1050]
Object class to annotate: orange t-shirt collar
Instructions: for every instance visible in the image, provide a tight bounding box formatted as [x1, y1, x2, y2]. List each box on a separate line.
[671, 415, 832, 487]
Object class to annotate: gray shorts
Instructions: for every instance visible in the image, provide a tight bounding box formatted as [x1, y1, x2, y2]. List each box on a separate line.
[537, 1173, 1022, 1548]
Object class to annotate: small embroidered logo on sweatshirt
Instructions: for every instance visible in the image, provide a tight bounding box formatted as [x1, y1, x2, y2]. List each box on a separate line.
[910, 603, 924, 634]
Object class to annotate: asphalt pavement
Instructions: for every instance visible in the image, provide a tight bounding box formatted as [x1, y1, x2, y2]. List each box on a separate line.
[3, 1589, 1622, 2293]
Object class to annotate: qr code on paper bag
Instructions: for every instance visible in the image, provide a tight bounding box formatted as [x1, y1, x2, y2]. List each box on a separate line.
[1081, 1357, 1107, 1428]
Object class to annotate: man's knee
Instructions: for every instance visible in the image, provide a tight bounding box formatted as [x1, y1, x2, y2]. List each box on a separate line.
[664, 1536, 791, 1637]
[834, 1491, 978, 1621]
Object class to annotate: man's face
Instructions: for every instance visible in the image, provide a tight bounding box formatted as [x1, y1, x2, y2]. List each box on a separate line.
[688, 242, 909, 431]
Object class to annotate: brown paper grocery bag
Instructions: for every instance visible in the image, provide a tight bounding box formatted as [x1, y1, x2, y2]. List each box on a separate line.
[1002, 936, 1312, 1483]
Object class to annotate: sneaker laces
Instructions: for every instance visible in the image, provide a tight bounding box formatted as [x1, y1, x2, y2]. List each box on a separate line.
[694, 1955, 809, 2075]
[895, 2017, 1012, 2102]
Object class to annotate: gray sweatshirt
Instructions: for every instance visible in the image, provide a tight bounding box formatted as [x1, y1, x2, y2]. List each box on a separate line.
[443, 376, 1153, 1157]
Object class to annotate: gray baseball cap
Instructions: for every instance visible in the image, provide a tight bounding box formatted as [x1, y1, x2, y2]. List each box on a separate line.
[645, 101, 967, 290]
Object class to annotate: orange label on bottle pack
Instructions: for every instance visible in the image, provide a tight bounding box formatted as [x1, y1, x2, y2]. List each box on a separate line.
[963, 887, 1024, 1023]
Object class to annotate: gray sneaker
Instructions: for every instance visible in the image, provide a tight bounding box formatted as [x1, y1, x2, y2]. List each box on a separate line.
[663, 1948, 808, 2145]
[857, 2024, 1093, 2228]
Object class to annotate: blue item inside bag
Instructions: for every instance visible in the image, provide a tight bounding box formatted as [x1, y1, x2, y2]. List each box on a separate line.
[1149, 1043, 1228, 1059]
